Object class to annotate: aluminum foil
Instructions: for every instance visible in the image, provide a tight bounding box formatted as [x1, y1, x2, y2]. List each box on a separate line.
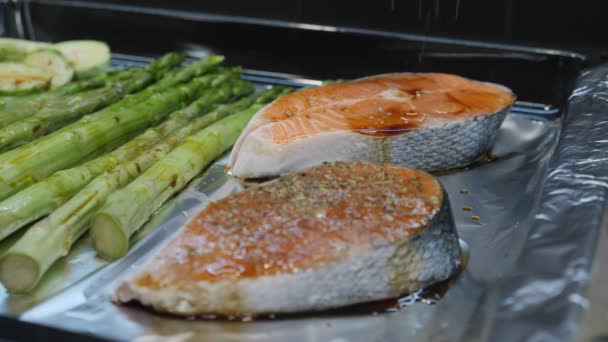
[489, 65, 608, 341]
[2, 64, 607, 341]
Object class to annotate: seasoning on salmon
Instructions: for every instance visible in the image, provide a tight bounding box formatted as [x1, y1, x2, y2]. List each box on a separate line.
[228, 73, 515, 178]
[114, 161, 461, 316]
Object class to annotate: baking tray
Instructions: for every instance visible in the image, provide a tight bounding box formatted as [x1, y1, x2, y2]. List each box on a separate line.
[0, 54, 580, 341]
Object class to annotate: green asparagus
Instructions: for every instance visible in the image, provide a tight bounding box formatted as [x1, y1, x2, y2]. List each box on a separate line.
[0, 54, 223, 200]
[0, 65, 221, 202]
[0, 63, 179, 152]
[92, 87, 292, 260]
[0, 70, 110, 110]
[0, 81, 256, 293]
[0, 70, 127, 124]
[0, 82, 257, 293]
[0, 73, 249, 241]
[109, 55, 223, 111]
[0, 53, 184, 128]
[0, 88, 122, 152]
[51, 67, 138, 96]
[0, 58, 171, 128]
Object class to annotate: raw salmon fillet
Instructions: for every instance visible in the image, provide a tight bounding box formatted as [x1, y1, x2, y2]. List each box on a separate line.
[228, 73, 515, 178]
[114, 161, 461, 316]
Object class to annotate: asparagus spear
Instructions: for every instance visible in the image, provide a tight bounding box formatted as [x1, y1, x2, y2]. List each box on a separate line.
[111, 55, 222, 111]
[0, 74, 249, 241]
[0, 88, 122, 152]
[55, 56, 221, 138]
[0, 71, 105, 109]
[0, 69, 132, 103]
[0, 65, 175, 152]
[0, 65, 220, 202]
[0, 54, 218, 196]
[92, 87, 292, 260]
[0, 53, 187, 148]
[48, 67, 138, 97]
[0, 69, 140, 128]
[61, 55, 221, 133]
[0, 59, 173, 128]
[0, 82, 257, 293]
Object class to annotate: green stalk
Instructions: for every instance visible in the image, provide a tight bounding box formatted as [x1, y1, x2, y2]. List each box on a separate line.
[0, 75, 217, 203]
[0, 69, 135, 128]
[0, 69, 123, 112]
[0, 65, 169, 152]
[0, 74, 249, 241]
[111, 55, 223, 111]
[0, 55, 221, 201]
[0, 54, 182, 136]
[0, 87, 124, 152]
[0, 55, 188, 152]
[56, 57, 223, 135]
[47, 67, 137, 96]
[0, 82, 257, 293]
[92, 87, 291, 260]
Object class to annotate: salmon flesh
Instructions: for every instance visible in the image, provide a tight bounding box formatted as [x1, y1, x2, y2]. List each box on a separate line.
[228, 73, 515, 178]
[114, 161, 461, 316]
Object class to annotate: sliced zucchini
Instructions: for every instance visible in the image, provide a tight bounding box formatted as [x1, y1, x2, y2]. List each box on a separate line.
[0, 63, 51, 95]
[0, 48, 26, 62]
[0, 38, 51, 62]
[54, 40, 111, 75]
[24, 49, 74, 88]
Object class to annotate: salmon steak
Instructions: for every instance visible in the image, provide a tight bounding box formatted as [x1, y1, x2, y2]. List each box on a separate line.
[114, 161, 461, 316]
[228, 73, 515, 178]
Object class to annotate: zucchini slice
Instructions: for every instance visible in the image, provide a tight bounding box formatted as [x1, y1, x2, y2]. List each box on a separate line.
[24, 49, 74, 88]
[0, 63, 51, 95]
[0, 38, 51, 62]
[54, 40, 111, 75]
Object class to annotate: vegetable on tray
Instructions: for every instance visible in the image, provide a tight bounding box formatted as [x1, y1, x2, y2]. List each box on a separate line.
[53, 40, 111, 76]
[0, 62, 52, 95]
[0, 68, 137, 127]
[0, 69, 244, 242]
[0, 38, 111, 96]
[0, 38, 51, 62]
[0, 53, 219, 201]
[0, 56, 171, 152]
[0, 43, 294, 294]
[92, 86, 292, 260]
[0, 76, 255, 293]
[24, 49, 74, 88]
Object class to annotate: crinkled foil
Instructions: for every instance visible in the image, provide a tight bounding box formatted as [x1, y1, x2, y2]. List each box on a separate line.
[2, 63, 607, 341]
[490, 65, 608, 341]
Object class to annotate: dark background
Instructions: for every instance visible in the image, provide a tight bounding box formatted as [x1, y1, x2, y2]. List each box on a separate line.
[13, 0, 604, 63]
[2, 0, 593, 107]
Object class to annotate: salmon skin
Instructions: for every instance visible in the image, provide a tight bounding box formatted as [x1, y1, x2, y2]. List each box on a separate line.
[228, 73, 515, 178]
[114, 161, 461, 316]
